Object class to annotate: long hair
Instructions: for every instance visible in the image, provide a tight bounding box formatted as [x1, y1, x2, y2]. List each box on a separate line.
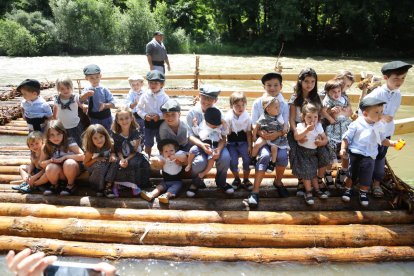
[26, 131, 43, 159]
[293, 67, 321, 107]
[111, 106, 138, 134]
[82, 124, 112, 154]
[43, 120, 69, 157]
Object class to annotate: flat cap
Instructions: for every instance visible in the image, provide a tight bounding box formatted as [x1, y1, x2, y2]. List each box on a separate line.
[204, 107, 222, 126]
[381, 61, 412, 74]
[200, 85, 221, 99]
[83, 64, 101, 75]
[261, 72, 283, 84]
[128, 75, 144, 81]
[16, 79, 41, 92]
[146, 70, 165, 82]
[154, 31, 164, 36]
[161, 99, 181, 113]
[359, 97, 386, 111]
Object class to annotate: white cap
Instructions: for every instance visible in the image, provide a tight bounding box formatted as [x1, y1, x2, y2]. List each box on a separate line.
[128, 75, 144, 81]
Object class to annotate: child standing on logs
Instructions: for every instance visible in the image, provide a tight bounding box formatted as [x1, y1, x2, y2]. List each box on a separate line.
[249, 97, 289, 174]
[224, 92, 253, 190]
[293, 104, 329, 205]
[341, 97, 399, 207]
[82, 124, 117, 198]
[39, 120, 84, 196]
[141, 139, 187, 203]
[247, 72, 290, 207]
[80, 64, 116, 132]
[136, 70, 170, 157]
[322, 79, 352, 188]
[105, 107, 150, 197]
[12, 131, 49, 193]
[185, 107, 227, 179]
[360, 61, 412, 198]
[17, 79, 53, 132]
[53, 77, 85, 147]
[288, 68, 330, 197]
[126, 74, 145, 132]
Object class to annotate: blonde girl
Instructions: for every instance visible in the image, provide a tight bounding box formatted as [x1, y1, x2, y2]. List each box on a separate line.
[53, 76, 85, 147]
[105, 107, 150, 196]
[12, 131, 48, 193]
[293, 104, 329, 205]
[83, 124, 117, 198]
[39, 120, 84, 196]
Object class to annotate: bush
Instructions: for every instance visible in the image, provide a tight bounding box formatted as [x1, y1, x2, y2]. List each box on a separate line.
[0, 19, 37, 56]
[165, 28, 190, 54]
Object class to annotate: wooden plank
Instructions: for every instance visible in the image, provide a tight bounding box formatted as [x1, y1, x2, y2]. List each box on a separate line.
[394, 117, 414, 135]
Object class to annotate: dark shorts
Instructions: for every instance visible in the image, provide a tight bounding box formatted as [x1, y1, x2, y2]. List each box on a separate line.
[347, 152, 375, 187]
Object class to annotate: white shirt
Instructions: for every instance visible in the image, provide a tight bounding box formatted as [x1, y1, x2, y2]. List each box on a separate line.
[296, 122, 324, 149]
[54, 94, 81, 129]
[161, 150, 186, 175]
[136, 88, 169, 119]
[126, 89, 144, 114]
[251, 93, 289, 125]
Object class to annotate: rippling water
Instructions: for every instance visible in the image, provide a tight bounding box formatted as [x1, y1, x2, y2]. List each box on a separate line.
[1, 55, 414, 273]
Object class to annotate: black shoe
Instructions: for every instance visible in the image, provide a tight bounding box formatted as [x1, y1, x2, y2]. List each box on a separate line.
[335, 169, 347, 187]
[342, 188, 353, 202]
[247, 192, 259, 207]
[231, 178, 242, 190]
[275, 184, 289, 198]
[359, 190, 369, 207]
[324, 171, 335, 189]
[304, 193, 314, 205]
[198, 180, 207, 189]
[220, 183, 235, 194]
[12, 182, 28, 191]
[249, 157, 257, 169]
[242, 179, 253, 191]
[19, 184, 34, 194]
[296, 179, 305, 197]
[266, 161, 275, 173]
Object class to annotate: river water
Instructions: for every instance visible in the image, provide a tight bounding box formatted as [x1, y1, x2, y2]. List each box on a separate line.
[0, 55, 414, 274]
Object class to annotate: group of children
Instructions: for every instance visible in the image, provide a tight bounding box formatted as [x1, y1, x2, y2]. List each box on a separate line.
[13, 60, 412, 207]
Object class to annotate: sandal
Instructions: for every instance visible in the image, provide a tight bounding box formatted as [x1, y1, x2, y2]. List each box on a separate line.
[296, 179, 305, 197]
[318, 177, 330, 197]
[60, 184, 76, 196]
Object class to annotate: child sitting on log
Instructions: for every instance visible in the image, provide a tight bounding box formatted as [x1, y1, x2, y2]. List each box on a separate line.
[224, 92, 253, 190]
[322, 79, 353, 188]
[185, 107, 227, 179]
[82, 124, 117, 198]
[39, 120, 85, 196]
[12, 131, 49, 193]
[17, 79, 53, 132]
[105, 107, 150, 197]
[53, 76, 85, 147]
[341, 98, 399, 207]
[141, 139, 187, 203]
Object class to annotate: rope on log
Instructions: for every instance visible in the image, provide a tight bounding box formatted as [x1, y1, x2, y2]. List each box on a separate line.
[0, 202, 412, 225]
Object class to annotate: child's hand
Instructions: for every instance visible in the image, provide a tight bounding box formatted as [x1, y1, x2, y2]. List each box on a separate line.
[282, 126, 289, 135]
[119, 158, 128, 168]
[211, 148, 220, 160]
[192, 117, 198, 127]
[152, 114, 160, 122]
[99, 103, 107, 111]
[27, 177, 35, 185]
[96, 157, 107, 162]
[85, 90, 95, 97]
[314, 135, 323, 147]
[306, 123, 315, 132]
[81, 104, 88, 113]
[51, 157, 65, 163]
[145, 114, 152, 121]
[331, 106, 341, 114]
[381, 115, 393, 123]
[109, 155, 117, 163]
[202, 144, 213, 155]
[339, 148, 347, 158]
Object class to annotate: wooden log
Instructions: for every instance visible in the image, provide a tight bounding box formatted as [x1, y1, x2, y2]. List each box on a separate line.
[0, 166, 20, 174]
[1, 216, 414, 247]
[394, 117, 414, 135]
[0, 202, 411, 225]
[0, 160, 31, 166]
[0, 193, 396, 211]
[1, 236, 414, 262]
[0, 129, 28, 135]
[0, 174, 20, 183]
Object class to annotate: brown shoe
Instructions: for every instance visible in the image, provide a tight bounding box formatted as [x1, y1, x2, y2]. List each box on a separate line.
[158, 193, 170, 204]
[140, 191, 154, 201]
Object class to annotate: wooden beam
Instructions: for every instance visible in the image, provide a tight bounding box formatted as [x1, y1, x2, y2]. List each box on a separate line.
[394, 117, 414, 135]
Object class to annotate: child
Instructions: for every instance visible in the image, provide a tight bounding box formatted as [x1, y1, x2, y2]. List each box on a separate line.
[17, 79, 53, 132]
[39, 120, 84, 196]
[105, 107, 149, 197]
[185, 107, 227, 179]
[185, 86, 232, 197]
[80, 64, 116, 132]
[334, 70, 355, 95]
[136, 70, 170, 156]
[126, 74, 145, 132]
[82, 124, 117, 198]
[53, 76, 84, 147]
[322, 79, 352, 187]
[250, 97, 289, 174]
[288, 68, 330, 197]
[293, 104, 330, 205]
[12, 131, 48, 193]
[141, 139, 187, 203]
[159, 99, 192, 152]
[224, 92, 253, 190]
[361, 61, 412, 198]
[341, 97, 399, 206]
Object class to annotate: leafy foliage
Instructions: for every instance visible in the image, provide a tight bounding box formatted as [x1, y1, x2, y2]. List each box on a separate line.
[0, 19, 38, 56]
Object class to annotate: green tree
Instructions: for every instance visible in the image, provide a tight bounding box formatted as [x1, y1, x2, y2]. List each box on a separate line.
[0, 19, 37, 56]
[50, 0, 119, 54]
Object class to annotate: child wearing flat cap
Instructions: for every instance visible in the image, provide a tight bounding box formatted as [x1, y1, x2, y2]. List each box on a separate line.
[17, 79, 53, 132]
[80, 64, 116, 132]
[185, 86, 232, 197]
[360, 60, 412, 198]
[136, 70, 170, 157]
[340, 97, 399, 207]
[186, 107, 227, 179]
